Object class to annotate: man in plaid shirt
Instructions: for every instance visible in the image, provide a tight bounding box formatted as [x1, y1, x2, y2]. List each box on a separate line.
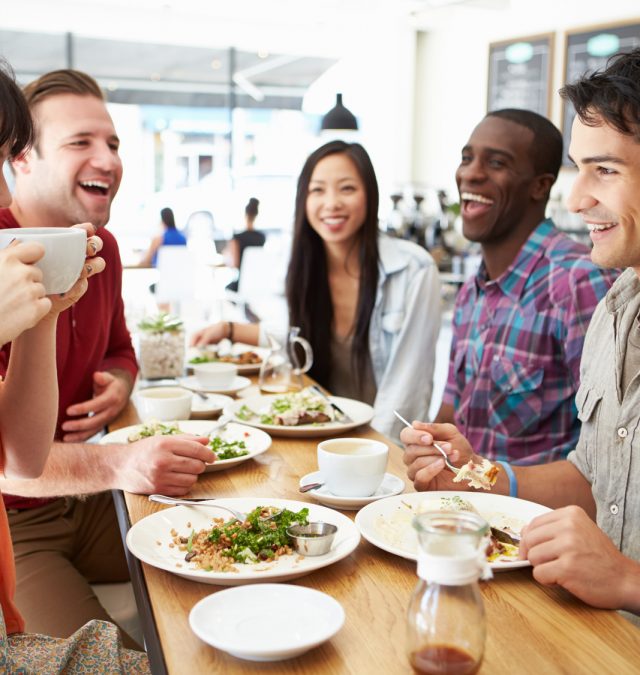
[435, 109, 617, 464]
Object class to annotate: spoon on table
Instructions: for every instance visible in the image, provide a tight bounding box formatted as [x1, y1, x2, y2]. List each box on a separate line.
[393, 410, 460, 476]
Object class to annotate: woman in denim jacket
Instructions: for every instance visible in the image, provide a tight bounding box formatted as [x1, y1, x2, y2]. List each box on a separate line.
[192, 141, 441, 440]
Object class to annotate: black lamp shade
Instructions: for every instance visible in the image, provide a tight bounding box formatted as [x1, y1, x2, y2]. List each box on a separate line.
[321, 93, 358, 131]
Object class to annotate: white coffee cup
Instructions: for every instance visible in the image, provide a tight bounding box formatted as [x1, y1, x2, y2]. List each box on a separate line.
[0, 227, 86, 294]
[192, 362, 237, 389]
[317, 438, 388, 497]
[135, 387, 192, 421]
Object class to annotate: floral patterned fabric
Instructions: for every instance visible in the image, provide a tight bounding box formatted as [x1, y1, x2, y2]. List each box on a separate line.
[0, 610, 149, 675]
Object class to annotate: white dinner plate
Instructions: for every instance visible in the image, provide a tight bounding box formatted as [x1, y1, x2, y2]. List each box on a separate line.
[299, 471, 405, 511]
[189, 584, 345, 661]
[355, 491, 551, 570]
[186, 344, 268, 375]
[126, 497, 360, 585]
[179, 375, 251, 395]
[223, 394, 374, 437]
[190, 393, 234, 418]
[100, 420, 271, 473]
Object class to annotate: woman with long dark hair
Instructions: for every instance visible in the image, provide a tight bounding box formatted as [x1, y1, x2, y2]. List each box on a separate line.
[192, 140, 441, 439]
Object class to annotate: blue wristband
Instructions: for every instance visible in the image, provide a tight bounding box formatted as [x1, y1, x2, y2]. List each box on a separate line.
[497, 461, 517, 498]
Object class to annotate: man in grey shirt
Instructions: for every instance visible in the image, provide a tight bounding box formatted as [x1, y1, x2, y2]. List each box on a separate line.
[401, 48, 640, 622]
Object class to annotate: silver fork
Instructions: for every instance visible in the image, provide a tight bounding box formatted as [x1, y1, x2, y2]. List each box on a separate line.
[393, 410, 460, 476]
[148, 494, 281, 522]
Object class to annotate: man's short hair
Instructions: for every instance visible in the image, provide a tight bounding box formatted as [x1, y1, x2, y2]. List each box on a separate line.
[486, 108, 563, 179]
[560, 48, 640, 143]
[20, 70, 104, 152]
[22, 69, 104, 110]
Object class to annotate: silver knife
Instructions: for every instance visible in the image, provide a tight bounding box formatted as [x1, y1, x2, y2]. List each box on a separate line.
[310, 384, 353, 423]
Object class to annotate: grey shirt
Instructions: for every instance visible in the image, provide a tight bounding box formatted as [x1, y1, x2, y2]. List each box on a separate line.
[568, 267, 640, 625]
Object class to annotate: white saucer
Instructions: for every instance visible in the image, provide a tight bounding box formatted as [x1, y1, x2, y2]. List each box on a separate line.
[190, 393, 233, 418]
[189, 584, 344, 661]
[179, 375, 251, 395]
[299, 471, 405, 510]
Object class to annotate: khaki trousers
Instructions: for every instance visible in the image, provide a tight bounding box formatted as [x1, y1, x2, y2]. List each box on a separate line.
[8, 492, 140, 650]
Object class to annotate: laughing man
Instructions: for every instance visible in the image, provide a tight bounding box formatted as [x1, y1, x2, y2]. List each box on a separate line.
[434, 108, 616, 467]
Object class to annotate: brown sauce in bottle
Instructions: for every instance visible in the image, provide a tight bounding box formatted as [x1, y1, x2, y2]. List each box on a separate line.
[410, 644, 481, 675]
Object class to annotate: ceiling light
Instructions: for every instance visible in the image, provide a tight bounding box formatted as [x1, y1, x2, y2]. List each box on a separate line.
[321, 93, 358, 131]
[210, 59, 222, 70]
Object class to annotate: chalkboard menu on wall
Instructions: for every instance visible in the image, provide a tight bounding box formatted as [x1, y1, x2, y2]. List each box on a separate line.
[562, 21, 640, 165]
[487, 34, 553, 116]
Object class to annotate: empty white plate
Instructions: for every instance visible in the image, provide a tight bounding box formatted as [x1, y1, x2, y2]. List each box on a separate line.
[189, 584, 345, 661]
[299, 471, 405, 510]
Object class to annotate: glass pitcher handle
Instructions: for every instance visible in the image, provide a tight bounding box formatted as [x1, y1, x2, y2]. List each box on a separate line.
[292, 336, 314, 374]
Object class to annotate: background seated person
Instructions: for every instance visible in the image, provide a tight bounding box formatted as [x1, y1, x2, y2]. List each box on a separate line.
[138, 206, 186, 268]
[224, 197, 265, 292]
[192, 141, 441, 440]
[437, 108, 616, 465]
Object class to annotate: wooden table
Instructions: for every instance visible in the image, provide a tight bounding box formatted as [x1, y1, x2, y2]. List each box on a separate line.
[111, 400, 640, 674]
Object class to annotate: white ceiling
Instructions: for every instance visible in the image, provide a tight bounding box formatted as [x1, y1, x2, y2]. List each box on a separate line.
[3, 0, 511, 57]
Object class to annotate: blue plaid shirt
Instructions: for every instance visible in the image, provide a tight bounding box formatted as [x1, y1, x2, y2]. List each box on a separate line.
[443, 219, 618, 464]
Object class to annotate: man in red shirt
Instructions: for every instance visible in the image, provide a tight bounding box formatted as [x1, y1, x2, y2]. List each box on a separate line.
[0, 70, 213, 648]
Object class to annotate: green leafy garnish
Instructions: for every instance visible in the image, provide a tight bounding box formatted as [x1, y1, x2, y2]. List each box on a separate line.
[208, 436, 249, 460]
[236, 404, 256, 421]
[127, 421, 182, 442]
[189, 354, 215, 364]
[186, 529, 195, 553]
[207, 506, 309, 563]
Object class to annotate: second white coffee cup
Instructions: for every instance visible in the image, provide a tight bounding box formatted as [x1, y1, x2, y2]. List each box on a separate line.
[317, 437, 388, 497]
[135, 386, 192, 421]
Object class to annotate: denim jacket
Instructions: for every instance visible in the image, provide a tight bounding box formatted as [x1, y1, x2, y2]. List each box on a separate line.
[369, 235, 441, 440]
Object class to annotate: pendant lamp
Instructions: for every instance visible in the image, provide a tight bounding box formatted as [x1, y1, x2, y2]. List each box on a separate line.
[320, 93, 358, 131]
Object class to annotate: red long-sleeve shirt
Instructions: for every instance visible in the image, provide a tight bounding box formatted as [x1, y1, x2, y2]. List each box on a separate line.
[0, 209, 138, 509]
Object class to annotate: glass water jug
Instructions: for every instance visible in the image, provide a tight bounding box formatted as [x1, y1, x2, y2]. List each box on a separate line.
[258, 326, 313, 394]
[407, 510, 490, 675]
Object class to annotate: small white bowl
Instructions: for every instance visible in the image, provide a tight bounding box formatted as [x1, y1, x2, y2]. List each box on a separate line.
[189, 584, 345, 661]
[135, 386, 192, 421]
[192, 362, 238, 388]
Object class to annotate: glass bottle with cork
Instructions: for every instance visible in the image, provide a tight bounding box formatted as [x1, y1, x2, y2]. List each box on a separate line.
[407, 509, 491, 674]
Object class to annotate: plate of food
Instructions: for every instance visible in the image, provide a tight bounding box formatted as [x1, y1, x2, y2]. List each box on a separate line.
[100, 420, 271, 472]
[223, 388, 374, 437]
[187, 343, 267, 375]
[355, 491, 551, 570]
[126, 497, 361, 584]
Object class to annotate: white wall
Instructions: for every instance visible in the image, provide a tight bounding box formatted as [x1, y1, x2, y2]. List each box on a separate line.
[412, 0, 640, 197]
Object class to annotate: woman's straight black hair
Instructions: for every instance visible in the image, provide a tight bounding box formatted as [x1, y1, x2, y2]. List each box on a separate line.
[286, 140, 380, 389]
[0, 61, 33, 157]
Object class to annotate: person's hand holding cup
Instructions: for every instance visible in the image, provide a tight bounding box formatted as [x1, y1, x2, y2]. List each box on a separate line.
[317, 438, 389, 497]
[0, 223, 105, 314]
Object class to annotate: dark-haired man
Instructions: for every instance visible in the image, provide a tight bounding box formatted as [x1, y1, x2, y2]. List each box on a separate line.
[0, 70, 213, 647]
[434, 108, 616, 467]
[402, 51, 640, 621]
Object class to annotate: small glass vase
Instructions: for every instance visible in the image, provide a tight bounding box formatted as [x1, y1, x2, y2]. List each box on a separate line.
[138, 313, 185, 380]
